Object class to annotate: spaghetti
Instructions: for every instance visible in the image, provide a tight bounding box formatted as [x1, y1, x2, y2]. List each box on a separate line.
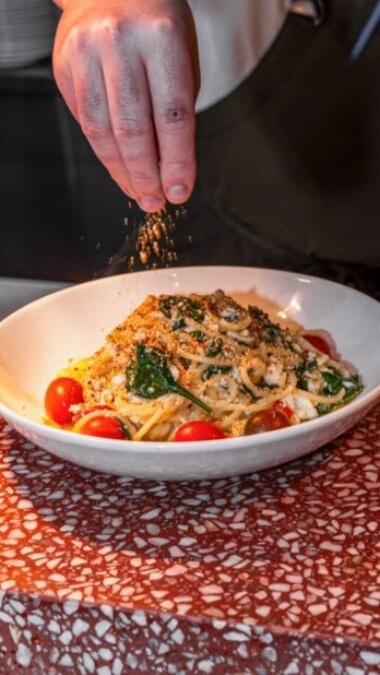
[45, 291, 363, 441]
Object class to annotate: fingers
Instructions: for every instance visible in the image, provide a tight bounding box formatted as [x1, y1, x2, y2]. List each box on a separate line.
[52, 1, 199, 212]
[146, 14, 198, 206]
[72, 59, 139, 200]
[102, 33, 166, 212]
[53, 24, 139, 201]
[102, 13, 198, 210]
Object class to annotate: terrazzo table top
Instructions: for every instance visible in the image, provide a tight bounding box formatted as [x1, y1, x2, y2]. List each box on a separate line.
[0, 279, 380, 674]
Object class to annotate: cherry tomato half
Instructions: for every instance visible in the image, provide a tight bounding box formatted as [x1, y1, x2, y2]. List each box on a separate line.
[245, 407, 291, 435]
[44, 377, 84, 424]
[303, 333, 332, 356]
[78, 414, 129, 440]
[71, 405, 112, 424]
[174, 421, 226, 442]
[274, 400, 294, 423]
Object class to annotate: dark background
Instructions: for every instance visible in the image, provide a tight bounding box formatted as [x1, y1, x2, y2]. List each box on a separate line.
[0, 60, 140, 283]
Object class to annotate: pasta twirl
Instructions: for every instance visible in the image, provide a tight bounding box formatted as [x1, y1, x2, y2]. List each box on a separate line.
[44, 291, 363, 441]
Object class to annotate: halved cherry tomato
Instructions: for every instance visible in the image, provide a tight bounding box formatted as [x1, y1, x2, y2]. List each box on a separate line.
[44, 377, 84, 424]
[174, 421, 226, 442]
[245, 407, 291, 435]
[303, 333, 331, 356]
[71, 405, 112, 424]
[274, 400, 294, 423]
[77, 414, 129, 440]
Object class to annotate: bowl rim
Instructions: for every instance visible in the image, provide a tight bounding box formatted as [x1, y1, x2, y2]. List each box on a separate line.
[0, 265, 379, 457]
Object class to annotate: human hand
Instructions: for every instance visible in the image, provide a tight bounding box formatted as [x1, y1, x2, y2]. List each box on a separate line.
[52, 0, 200, 212]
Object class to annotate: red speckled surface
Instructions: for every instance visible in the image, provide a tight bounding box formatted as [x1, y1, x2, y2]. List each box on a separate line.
[1, 400, 380, 674]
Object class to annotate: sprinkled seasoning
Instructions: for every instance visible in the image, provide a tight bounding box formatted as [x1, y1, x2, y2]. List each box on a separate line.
[105, 203, 191, 275]
[135, 211, 175, 267]
[127, 206, 186, 270]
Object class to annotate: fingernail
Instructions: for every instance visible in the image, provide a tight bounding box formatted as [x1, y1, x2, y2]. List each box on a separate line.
[139, 196, 165, 212]
[166, 185, 188, 201]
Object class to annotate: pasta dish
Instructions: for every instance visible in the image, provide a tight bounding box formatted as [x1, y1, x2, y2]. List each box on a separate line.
[44, 291, 363, 442]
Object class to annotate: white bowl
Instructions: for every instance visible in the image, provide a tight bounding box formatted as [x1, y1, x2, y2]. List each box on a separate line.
[0, 266, 379, 480]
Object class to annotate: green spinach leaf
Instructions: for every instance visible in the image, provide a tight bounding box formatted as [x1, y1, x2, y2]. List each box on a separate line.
[126, 344, 212, 414]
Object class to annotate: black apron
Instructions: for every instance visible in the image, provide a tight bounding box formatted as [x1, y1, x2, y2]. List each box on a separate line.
[130, 0, 379, 299]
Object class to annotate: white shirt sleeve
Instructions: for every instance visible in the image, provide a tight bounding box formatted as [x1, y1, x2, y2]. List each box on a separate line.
[188, 0, 289, 112]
